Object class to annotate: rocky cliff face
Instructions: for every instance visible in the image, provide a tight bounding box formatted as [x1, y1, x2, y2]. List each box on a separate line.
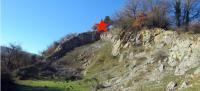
[111, 28, 200, 76]
[88, 28, 200, 91]
[47, 31, 100, 60]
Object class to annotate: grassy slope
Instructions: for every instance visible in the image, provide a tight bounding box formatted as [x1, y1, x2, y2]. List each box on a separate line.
[85, 41, 120, 80]
[15, 41, 116, 91]
[85, 40, 200, 91]
[15, 80, 91, 91]
[15, 41, 105, 91]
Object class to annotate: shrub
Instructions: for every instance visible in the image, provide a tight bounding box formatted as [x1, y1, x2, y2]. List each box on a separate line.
[104, 16, 112, 25]
[174, 23, 200, 34]
[16, 65, 40, 80]
[144, 6, 170, 29]
[189, 24, 200, 33]
[132, 13, 147, 29]
[112, 10, 134, 29]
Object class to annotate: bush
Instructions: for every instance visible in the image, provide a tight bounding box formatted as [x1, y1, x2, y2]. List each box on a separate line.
[104, 16, 112, 25]
[173, 23, 200, 34]
[189, 24, 200, 33]
[144, 6, 170, 29]
[112, 10, 133, 29]
[16, 65, 40, 80]
[132, 13, 147, 29]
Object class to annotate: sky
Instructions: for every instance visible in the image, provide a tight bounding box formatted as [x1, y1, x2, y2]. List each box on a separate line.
[1, 0, 125, 54]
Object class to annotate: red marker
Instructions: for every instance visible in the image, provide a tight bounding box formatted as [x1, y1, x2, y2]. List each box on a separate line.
[96, 20, 108, 32]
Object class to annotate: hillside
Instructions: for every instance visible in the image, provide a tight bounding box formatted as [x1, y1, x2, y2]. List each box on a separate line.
[14, 28, 200, 91]
[2, 0, 200, 91]
[90, 28, 200, 91]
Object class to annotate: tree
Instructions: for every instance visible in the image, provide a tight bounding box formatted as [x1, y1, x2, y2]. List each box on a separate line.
[112, 10, 133, 29]
[124, 0, 140, 17]
[104, 16, 112, 24]
[2, 44, 31, 70]
[112, 0, 141, 29]
[113, 0, 170, 29]
[174, 0, 182, 27]
[142, 0, 170, 28]
[112, 0, 199, 30]
[7, 44, 22, 69]
[172, 0, 200, 27]
[1, 44, 39, 71]
[183, 0, 200, 26]
[145, 6, 169, 29]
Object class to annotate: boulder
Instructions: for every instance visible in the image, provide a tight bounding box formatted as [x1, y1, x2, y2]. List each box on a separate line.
[166, 81, 177, 91]
[159, 64, 165, 72]
[179, 81, 189, 89]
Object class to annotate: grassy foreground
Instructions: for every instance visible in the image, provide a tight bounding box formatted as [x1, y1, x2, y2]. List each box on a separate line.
[15, 80, 91, 91]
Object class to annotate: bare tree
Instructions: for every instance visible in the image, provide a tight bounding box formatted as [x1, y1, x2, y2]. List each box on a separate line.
[7, 44, 22, 69]
[171, 0, 200, 28]
[174, 0, 182, 27]
[112, 0, 199, 30]
[145, 5, 170, 29]
[1, 44, 35, 70]
[124, 0, 140, 17]
[182, 0, 200, 27]
[112, 0, 144, 29]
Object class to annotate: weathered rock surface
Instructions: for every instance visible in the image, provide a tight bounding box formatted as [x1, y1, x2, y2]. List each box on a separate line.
[48, 31, 100, 60]
[111, 40, 121, 56]
[96, 28, 200, 91]
[166, 81, 177, 91]
[179, 81, 189, 90]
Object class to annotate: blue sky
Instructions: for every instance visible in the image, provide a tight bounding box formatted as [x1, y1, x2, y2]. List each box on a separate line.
[1, 0, 125, 54]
